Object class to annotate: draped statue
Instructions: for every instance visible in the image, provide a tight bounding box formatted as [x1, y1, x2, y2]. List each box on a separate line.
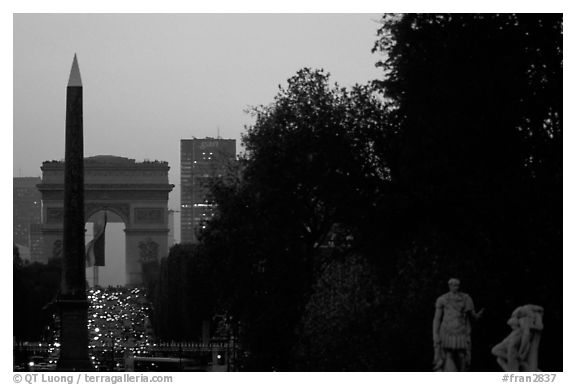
[491, 304, 544, 372]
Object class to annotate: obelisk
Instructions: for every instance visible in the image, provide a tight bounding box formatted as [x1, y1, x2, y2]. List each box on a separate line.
[57, 54, 93, 371]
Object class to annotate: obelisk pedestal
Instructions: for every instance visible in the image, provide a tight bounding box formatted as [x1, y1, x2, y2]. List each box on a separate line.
[56, 54, 93, 371]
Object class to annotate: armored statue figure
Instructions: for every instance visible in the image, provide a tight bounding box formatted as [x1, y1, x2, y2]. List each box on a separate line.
[491, 304, 543, 372]
[433, 278, 484, 371]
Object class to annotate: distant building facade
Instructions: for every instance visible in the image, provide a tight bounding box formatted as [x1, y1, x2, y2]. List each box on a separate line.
[13, 177, 42, 259]
[180, 138, 236, 244]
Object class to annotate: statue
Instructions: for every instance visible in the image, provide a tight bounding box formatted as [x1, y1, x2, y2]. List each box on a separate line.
[491, 304, 543, 371]
[433, 278, 484, 371]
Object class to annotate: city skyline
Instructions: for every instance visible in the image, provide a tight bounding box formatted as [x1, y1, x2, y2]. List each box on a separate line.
[13, 14, 383, 245]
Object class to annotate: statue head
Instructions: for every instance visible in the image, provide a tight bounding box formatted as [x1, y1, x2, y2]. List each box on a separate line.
[448, 278, 461, 293]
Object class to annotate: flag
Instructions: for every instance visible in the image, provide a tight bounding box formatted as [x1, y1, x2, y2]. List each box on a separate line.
[86, 212, 107, 267]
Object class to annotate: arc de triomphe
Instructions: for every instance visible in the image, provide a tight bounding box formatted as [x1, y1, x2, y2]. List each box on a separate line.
[37, 155, 174, 286]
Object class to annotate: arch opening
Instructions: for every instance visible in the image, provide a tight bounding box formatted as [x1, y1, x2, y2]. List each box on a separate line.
[85, 210, 126, 287]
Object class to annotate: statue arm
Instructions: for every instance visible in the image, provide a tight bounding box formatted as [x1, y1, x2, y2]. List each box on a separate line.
[433, 305, 443, 345]
[466, 295, 484, 320]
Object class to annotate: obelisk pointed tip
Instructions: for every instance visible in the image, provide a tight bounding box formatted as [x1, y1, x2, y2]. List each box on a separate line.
[68, 54, 82, 87]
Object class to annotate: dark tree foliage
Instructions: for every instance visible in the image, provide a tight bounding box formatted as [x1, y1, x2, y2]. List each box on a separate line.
[294, 254, 386, 371]
[154, 13, 561, 371]
[200, 69, 389, 370]
[13, 247, 61, 342]
[370, 14, 562, 371]
[152, 243, 216, 341]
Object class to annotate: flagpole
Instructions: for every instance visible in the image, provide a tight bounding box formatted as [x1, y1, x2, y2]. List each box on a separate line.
[93, 214, 98, 287]
[94, 210, 106, 287]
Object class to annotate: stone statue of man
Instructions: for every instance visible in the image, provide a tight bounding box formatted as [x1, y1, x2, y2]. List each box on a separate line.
[491, 304, 543, 371]
[433, 278, 483, 371]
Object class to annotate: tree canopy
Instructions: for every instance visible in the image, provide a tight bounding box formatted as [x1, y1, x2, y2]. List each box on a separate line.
[369, 13, 562, 371]
[197, 68, 390, 370]
[155, 13, 562, 371]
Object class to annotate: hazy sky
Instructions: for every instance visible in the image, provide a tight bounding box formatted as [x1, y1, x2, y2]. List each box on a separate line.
[14, 14, 385, 283]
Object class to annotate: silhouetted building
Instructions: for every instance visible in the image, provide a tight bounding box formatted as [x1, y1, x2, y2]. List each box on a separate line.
[180, 138, 236, 244]
[13, 177, 42, 251]
[167, 209, 176, 248]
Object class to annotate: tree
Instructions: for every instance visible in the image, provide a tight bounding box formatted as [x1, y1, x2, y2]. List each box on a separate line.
[13, 250, 61, 342]
[187, 14, 562, 371]
[371, 14, 562, 370]
[294, 254, 386, 371]
[200, 68, 389, 370]
[152, 244, 216, 341]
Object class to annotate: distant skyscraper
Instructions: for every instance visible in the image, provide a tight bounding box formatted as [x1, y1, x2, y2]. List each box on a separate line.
[13, 177, 42, 250]
[180, 138, 236, 244]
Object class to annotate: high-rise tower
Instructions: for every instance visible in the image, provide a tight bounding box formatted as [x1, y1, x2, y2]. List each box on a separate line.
[180, 138, 236, 244]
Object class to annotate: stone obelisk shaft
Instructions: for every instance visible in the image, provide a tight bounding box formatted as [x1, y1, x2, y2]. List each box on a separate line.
[57, 54, 93, 371]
